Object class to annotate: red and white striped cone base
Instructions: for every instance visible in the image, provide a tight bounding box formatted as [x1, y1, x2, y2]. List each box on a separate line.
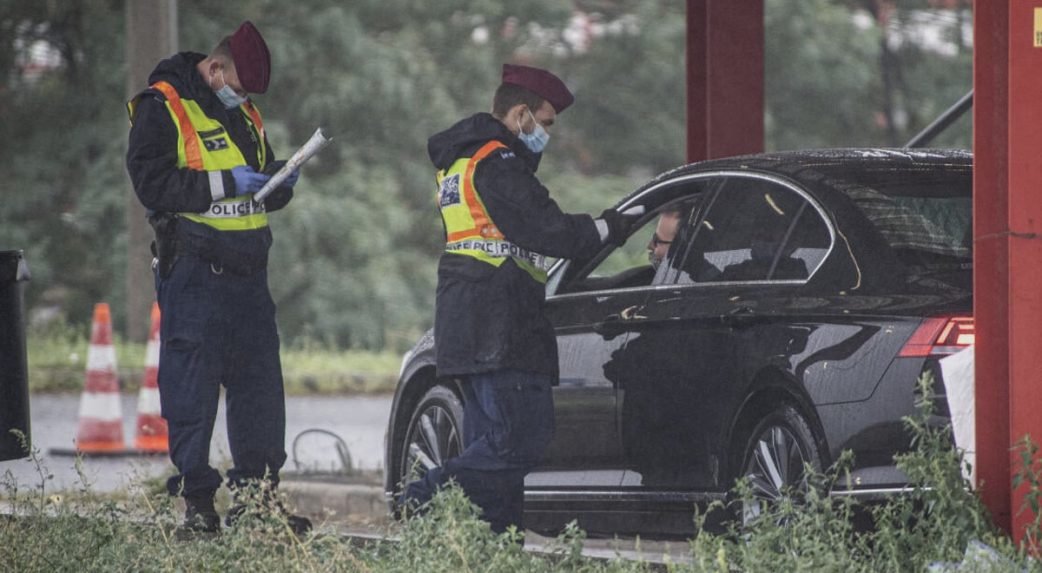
[134, 302, 168, 453]
[74, 303, 126, 453]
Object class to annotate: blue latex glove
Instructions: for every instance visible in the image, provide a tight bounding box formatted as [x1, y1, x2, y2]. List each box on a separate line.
[263, 160, 300, 189]
[283, 168, 300, 188]
[230, 166, 270, 196]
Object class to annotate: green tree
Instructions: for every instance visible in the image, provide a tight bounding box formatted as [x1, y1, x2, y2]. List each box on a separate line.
[0, 0, 974, 351]
[765, 0, 972, 150]
[0, 0, 128, 327]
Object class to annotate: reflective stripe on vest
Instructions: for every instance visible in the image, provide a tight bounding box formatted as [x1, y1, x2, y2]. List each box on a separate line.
[134, 81, 269, 231]
[436, 140, 549, 282]
[445, 239, 551, 271]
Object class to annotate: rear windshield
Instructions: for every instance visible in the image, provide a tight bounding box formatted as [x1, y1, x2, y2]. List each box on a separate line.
[832, 168, 972, 263]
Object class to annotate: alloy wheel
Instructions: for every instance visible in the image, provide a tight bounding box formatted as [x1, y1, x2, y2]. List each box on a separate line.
[401, 398, 463, 484]
[741, 424, 812, 523]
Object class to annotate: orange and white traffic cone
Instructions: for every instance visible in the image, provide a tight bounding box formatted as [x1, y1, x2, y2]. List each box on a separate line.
[72, 303, 126, 454]
[133, 302, 168, 453]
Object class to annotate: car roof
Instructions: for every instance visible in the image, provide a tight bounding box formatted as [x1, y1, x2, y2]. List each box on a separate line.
[625, 147, 972, 207]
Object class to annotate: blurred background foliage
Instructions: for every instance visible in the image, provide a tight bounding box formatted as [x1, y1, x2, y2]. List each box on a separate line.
[0, 0, 972, 352]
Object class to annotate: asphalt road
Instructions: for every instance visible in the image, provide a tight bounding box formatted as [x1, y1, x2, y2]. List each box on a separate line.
[1, 393, 392, 493]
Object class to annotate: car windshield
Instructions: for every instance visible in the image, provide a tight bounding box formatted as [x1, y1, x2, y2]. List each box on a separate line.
[830, 167, 972, 265]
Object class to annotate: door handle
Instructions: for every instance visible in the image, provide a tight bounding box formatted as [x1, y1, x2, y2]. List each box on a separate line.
[593, 314, 626, 339]
[593, 305, 646, 340]
[723, 305, 770, 326]
[619, 305, 647, 321]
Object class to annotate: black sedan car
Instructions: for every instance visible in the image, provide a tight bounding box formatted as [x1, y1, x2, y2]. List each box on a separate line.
[384, 148, 974, 537]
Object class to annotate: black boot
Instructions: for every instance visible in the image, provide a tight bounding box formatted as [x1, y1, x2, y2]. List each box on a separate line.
[175, 495, 221, 541]
[225, 486, 312, 536]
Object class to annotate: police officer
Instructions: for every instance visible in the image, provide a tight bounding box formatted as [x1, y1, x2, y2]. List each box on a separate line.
[401, 64, 631, 535]
[126, 21, 310, 538]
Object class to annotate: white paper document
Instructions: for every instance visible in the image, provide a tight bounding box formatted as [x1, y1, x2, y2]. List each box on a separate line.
[254, 127, 333, 203]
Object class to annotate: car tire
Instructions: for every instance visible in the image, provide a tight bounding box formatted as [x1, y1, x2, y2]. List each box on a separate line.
[734, 404, 823, 524]
[398, 384, 465, 493]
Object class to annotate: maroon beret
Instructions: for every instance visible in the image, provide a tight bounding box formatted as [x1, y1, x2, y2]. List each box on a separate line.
[502, 63, 574, 113]
[229, 21, 271, 94]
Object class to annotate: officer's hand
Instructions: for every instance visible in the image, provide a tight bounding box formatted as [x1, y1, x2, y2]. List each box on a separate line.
[282, 169, 300, 188]
[599, 209, 633, 247]
[262, 160, 300, 189]
[230, 166, 270, 196]
[262, 160, 285, 176]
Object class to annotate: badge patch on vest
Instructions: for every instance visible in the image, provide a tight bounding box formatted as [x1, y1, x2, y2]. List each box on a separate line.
[439, 174, 461, 207]
[203, 137, 230, 151]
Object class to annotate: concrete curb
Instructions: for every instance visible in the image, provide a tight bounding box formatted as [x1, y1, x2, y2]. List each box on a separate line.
[280, 479, 389, 525]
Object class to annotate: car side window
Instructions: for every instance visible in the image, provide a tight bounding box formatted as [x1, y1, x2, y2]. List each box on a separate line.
[664, 177, 831, 284]
[555, 195, 708, 295]
[573, 217, 660, 292]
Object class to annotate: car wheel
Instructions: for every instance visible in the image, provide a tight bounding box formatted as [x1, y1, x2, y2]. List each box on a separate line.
[399, 385, 464, 490]
[736, 404, 823, 524]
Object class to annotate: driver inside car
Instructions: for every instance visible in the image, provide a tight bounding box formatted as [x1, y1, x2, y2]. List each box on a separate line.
[648, 207, 682, 270]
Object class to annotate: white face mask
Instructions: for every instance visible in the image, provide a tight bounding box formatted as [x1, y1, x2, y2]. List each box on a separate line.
[213, 69, 247, 109]
[517, 109, 550, 153]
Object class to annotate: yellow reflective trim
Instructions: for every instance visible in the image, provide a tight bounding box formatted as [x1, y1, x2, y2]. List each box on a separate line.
[182, 212, 269, 231]
[454, 250, 546, 283]
[454, 250, 506, 268]
[175, 99, 247, 170]
[151, 84, 272, 230]
[181, 195, 269, 230]
[439, 155, 500, 241]
[515, 261, 548, 283]
[242, 102, 266, 168]
[437, 143, 547, 283]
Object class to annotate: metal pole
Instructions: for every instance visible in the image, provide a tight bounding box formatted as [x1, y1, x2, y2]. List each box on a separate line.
[1004, 0, 1042, 544]
[903, 90, 973, 148]
[973, 0, 1010, 535]
[686, 0, 764, 163]
[125, 0, 177, 342]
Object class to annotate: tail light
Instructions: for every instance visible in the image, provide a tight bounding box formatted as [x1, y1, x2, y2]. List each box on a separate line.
[899, 316, 975, 357]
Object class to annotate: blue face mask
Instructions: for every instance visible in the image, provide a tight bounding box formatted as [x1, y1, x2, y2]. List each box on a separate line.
[214, 70, 247, 110]
[517, 109, 550, 153]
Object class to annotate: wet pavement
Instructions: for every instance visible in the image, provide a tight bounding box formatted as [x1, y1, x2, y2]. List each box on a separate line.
[1, 393, 392, 493]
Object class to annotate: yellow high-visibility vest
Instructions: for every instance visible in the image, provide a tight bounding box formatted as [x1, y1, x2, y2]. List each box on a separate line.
[128, 81, 269, 231]
[436, 140, 549, 283]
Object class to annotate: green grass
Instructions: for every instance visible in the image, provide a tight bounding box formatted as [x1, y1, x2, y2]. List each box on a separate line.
[25, 321, 402, 395]
[0, 436, 639, 572]
[4, 373, 1042, 571]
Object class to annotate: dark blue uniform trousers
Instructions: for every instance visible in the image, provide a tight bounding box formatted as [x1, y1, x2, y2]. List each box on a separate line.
[155, 255, 287, 498]
[403, 369, 554, 533]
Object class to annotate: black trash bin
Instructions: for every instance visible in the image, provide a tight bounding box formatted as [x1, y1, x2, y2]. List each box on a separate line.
[0, 250, 30, 461]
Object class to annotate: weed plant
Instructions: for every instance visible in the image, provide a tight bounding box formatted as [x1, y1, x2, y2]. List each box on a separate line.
[3, 373, 1042, 571]
[687, 373, 1034, 572]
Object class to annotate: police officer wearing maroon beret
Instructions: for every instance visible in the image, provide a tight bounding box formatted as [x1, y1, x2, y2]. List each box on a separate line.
[126, 21, 310, 539]
[401, 64, 630, 535]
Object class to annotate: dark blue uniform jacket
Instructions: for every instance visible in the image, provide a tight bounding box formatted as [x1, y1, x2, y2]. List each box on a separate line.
[126, 52, 292, 273]
[429, 113, 602, 377]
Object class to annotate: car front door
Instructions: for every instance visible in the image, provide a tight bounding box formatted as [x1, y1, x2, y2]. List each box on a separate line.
[526, 230, 655, 490]
[526, 181, 713, 496]
[611, 173, 834, 495]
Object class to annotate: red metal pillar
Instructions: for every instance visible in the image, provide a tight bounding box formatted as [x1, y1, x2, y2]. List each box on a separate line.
[976, 1, 1042, 542]
[973, 0, 1012, 535]
[686, 0, 764, 163]
[1006, 0, 1042, 543]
